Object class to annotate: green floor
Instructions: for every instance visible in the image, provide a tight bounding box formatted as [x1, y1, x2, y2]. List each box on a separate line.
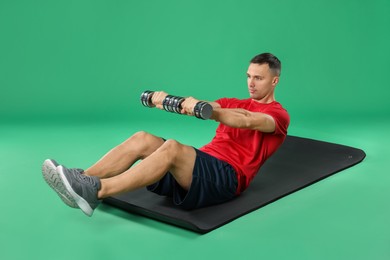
[1, 116, 389, 260]
[1, 0, 390, 259]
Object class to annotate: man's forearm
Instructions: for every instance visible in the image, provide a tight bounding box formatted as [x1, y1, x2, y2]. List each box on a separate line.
[210, 107, 276, 133]
[211, 108, 252, 128]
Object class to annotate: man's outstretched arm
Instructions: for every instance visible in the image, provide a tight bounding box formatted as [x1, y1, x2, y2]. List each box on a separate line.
[210, 107, 276, 133]
[181, 97, 275, 133]
[150, 92, 274, 133]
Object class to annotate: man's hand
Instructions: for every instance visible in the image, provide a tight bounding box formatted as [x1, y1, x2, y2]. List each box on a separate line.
[151, 91, 168, 110]
[180, 97, 200, 116]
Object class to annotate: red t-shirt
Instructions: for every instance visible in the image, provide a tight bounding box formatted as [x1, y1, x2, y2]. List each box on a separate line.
[200, 98, 290, 194]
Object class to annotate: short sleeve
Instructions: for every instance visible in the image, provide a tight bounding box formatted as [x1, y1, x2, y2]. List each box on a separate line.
[265, 105, 290, 136]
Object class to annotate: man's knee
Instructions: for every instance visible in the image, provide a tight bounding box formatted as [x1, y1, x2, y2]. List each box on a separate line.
[160, 139, 179, 151]
[131, 131, 150, 140]
[127, 131, 162, 144]
[122, 131, 163, 156]
[159, 139, 194, 165]
[122, 131, 146, 147]
[159, 139, 181, 158]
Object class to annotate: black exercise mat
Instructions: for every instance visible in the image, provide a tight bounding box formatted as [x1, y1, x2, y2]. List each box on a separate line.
[103, 136, 366, 233]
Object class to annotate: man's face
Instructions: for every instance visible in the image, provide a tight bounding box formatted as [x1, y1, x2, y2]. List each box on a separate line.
[246, 63, 279, 102]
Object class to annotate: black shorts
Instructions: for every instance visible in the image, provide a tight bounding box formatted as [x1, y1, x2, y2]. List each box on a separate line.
[147, 148, 238, 210]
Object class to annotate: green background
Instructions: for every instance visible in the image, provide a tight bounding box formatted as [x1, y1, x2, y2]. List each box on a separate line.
[1, 0, 389, 259]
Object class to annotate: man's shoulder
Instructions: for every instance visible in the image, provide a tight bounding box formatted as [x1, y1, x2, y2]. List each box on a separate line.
[216, 97, 250, 107]
[269, 101, 287, 110]
[266, 101, 290, 126]
[216, 97, 251, 105]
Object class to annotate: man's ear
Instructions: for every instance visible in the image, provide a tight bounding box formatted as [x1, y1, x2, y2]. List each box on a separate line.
[272, 76, 279, 86]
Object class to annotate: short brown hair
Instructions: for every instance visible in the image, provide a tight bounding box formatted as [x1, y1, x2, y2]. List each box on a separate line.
[250, 53, 281, 76]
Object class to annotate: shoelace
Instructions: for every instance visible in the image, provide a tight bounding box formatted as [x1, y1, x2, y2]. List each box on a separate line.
[71, 168, 98, 186]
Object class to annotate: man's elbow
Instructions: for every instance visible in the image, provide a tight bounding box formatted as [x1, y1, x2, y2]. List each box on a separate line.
[250, 114, 276, 133]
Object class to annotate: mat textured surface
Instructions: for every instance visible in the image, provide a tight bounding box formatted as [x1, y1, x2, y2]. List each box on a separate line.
[104, 136, 366, 233]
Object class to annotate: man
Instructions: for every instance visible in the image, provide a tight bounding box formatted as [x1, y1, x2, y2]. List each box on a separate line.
[42, 53, 290, 216]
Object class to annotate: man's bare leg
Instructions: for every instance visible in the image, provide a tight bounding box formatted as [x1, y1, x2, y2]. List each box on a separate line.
[84, 131, 165, 178]
[42, 131, 196, 216]
[97, 139, 196, 199]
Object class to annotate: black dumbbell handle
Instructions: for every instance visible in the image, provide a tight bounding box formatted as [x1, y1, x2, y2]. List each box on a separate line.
[140, 90, 213, 120]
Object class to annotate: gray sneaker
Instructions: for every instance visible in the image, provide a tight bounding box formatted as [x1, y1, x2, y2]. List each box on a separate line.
[57, 165, 101, 216]
[42, 159, 78, 208]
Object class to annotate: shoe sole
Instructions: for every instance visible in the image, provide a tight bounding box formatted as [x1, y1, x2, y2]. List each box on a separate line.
[42, 159, 78, 208]
[57, 165, 94, 217]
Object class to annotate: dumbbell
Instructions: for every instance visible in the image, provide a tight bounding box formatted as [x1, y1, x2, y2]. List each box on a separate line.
[140, 90, 213, 120]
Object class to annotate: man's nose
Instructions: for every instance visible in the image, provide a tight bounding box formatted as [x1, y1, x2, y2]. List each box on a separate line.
[248, 79, 254, 87]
